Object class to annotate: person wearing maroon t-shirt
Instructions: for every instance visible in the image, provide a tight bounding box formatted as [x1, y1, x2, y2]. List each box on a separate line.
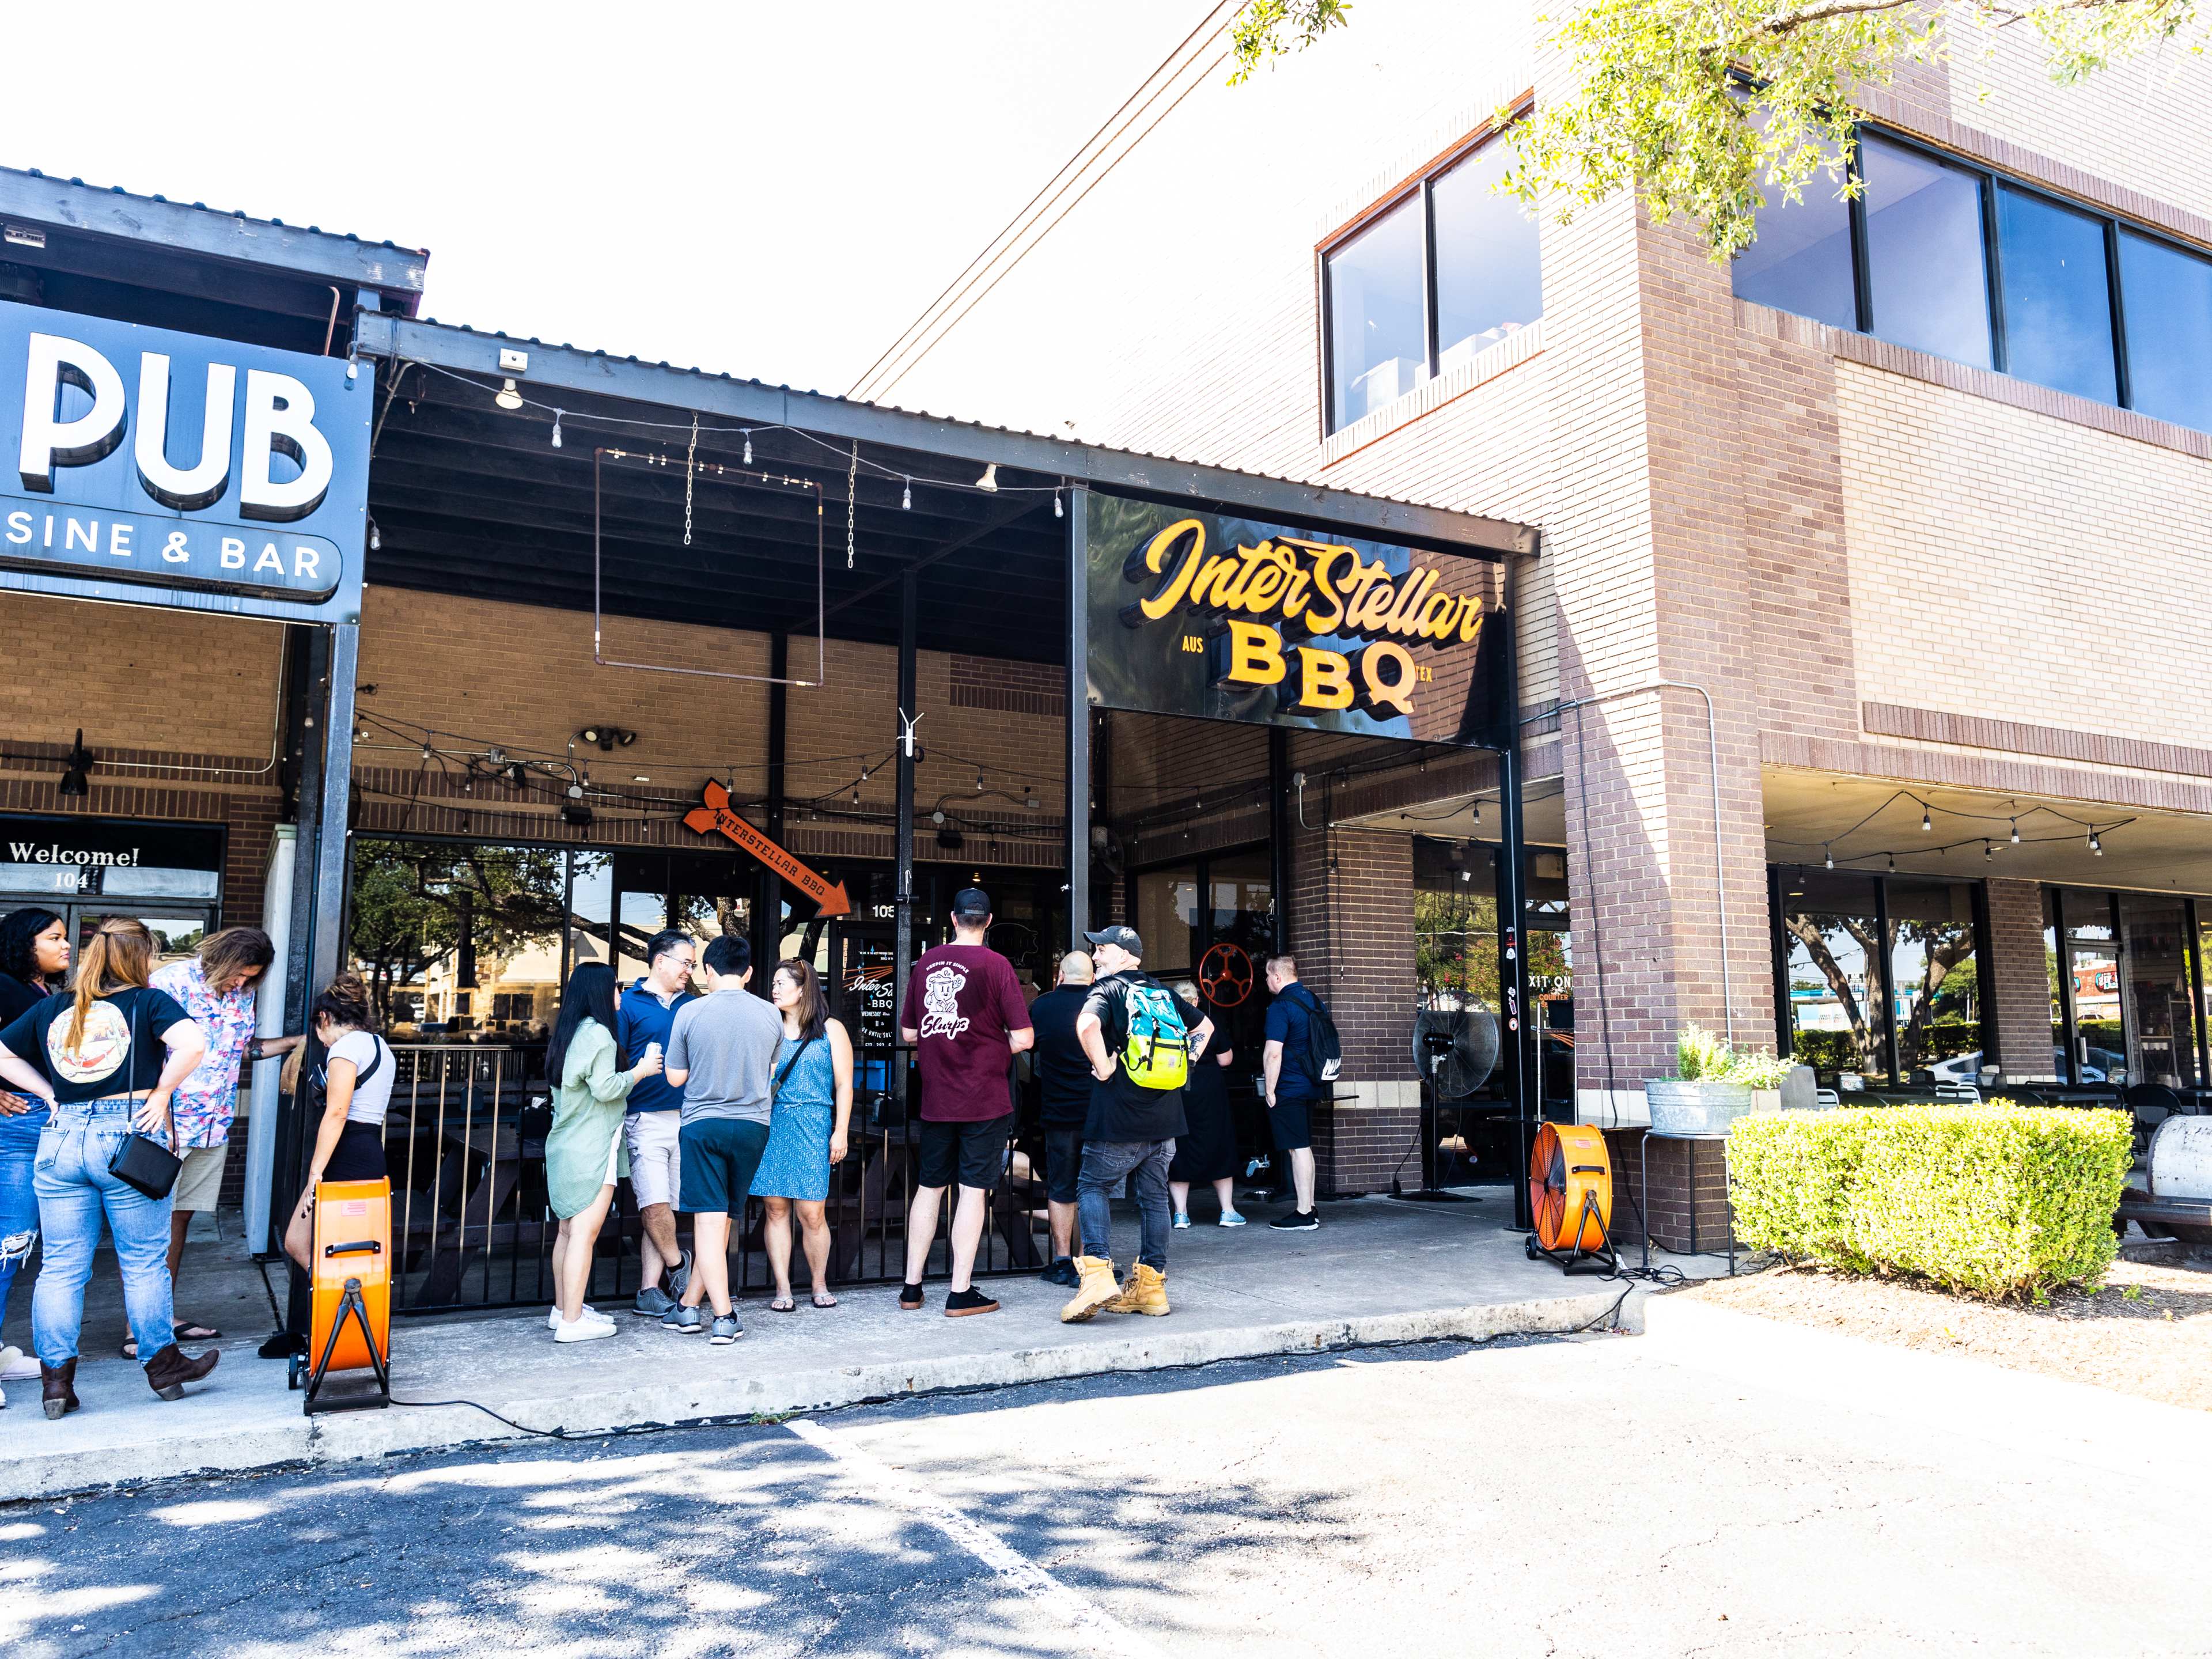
[896, 888, 1034, 1316]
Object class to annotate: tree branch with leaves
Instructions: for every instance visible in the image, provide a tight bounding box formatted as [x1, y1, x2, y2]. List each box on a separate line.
[1230, 0, 2205, 259]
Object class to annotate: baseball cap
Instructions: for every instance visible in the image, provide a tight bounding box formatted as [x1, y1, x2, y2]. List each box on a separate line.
[952, 886, 991, 918]
[1084, 925, 1143, 958]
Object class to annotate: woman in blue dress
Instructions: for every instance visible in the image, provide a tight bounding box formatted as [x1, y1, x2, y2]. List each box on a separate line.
[753, 957, 853, 1311]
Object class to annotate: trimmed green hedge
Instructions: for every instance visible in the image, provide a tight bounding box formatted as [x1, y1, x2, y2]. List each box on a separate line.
[1726, 1103, 2131, 1299]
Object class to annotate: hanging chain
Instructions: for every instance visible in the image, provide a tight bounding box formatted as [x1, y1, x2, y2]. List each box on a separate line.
[683, 414, 699, 547]
[846, 440, 858, 570]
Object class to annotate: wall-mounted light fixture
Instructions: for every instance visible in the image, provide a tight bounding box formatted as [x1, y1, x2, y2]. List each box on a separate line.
[57, 729, 93, 797]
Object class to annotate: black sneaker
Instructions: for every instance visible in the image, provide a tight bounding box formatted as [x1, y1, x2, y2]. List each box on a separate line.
[1270, 1209, 1321, 1231]
[1040, 1256, 1079, 1288]
[899, 1282, 925, 1310]
[944, 1287, 1001, 1317]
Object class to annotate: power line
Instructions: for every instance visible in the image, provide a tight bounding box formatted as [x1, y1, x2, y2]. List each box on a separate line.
[849, 2, 1237, 403]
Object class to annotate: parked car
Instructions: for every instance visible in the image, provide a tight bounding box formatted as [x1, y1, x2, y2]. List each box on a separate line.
[1927, 1047, 2119, 1085]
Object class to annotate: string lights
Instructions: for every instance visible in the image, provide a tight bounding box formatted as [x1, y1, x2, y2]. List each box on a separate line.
[1775, 790, 2131, 872]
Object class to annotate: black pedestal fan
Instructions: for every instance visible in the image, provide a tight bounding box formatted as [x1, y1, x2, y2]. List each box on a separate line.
[1391, 999, 1500, 1202]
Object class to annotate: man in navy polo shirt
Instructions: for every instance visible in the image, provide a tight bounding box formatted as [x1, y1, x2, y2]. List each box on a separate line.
[619, 929, 697, 1316]
[1262, 953, 1324, 1230]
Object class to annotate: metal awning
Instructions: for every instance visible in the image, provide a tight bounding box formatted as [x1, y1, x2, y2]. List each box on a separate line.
[354, 313, 1536, 665]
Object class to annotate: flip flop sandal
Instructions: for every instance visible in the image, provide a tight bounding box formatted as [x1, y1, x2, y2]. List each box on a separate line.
[812, 1292, 839, 1309]
[122, 1338, 137, 1359]
[770, 1296, 797, 1313]
[173, 1321, 221, 1342]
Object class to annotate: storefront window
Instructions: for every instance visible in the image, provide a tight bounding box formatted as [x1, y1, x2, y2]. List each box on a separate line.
[1885, 878, 1982, 1083]
[2120, 893, 2195, 1088]
[1779, 870, 1888, 1085]
[1135, 864, 1201, 980]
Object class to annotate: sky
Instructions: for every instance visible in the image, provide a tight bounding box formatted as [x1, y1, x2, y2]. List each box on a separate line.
[0, 3, 1215, 400]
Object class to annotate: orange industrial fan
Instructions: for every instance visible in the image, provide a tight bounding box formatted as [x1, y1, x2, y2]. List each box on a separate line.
[292, 1176, 392, 1414]
[1525, 1122, 1618, 1274]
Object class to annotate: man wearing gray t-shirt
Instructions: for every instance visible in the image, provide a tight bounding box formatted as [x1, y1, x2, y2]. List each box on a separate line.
[662, 934, 782, 1342]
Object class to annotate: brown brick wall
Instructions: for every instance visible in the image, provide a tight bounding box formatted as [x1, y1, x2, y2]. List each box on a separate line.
[1984, 878, 2053, 1080]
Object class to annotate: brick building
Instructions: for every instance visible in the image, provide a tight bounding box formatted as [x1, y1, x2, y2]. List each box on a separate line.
[884, 6, 2212, 1244]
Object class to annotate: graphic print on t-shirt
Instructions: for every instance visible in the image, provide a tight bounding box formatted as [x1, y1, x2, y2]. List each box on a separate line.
[919, 963, 972, 1041]
[46, 1001, 130, 1085]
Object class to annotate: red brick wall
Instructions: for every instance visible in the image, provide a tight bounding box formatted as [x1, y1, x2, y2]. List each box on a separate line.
[1984, 878, 2053, 1079]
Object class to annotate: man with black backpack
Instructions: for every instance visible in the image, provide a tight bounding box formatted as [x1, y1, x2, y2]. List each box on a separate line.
[1062, 926, 1213, 1322]
[1263, 955, 1339, 1231]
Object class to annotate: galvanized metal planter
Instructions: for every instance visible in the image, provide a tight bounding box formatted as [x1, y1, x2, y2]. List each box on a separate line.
[1644, 1078, 1758, 1137]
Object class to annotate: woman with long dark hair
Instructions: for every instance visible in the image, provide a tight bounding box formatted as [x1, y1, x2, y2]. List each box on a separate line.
[543, 961, 661, 1342]
[0, 907, 69, 1022]
[281, 974, 396, 1276]
[0, 917, 213, 1417]
[0, 908, 69, 1387]
[752, 958, 853, 1312]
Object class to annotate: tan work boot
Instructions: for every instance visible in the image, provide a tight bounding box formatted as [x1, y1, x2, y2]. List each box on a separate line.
[1059, 1255, 1122, 1323]
[1104, 1262, 1169, 1316]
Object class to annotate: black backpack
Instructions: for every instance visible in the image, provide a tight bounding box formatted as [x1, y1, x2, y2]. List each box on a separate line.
[1296, 986, 1342, 1086]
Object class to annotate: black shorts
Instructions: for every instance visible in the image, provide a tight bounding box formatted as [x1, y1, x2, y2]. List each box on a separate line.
[1042, 1125, 1085, 1205]
[679, 1118, 771, 1215]
[1269, 1094, 1315, 1153]
[324, 1121, 389, 1183]
[917, 1113, 1012, 1191]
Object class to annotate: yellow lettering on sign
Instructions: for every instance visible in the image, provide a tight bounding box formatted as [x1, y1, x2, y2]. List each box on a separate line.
[1130, 517, 1209, 621]
[1357, 641, 1418, 715]
[1217, 619, 1286, 686]
[1293, 646, 1353, 710]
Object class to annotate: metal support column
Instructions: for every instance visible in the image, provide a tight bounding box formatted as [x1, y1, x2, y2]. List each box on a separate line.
[1268, 726, 1292, 954]
[759, 630, 789, 969]
[893, 571, 919, 1112]
[1496, 552, 1535, 1230]
[1065, 484, 1091, 949]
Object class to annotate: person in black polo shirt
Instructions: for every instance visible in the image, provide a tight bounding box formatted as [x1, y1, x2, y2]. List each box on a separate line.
[1063, 927, 1213, 1322]
[1263, 953, 1324, 1230]
[1025, 950, 1095, 1289]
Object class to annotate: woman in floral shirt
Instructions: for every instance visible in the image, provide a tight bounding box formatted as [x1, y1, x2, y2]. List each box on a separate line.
[146, 929, 301, 1355]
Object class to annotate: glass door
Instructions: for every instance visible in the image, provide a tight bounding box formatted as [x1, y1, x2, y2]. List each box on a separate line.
[2067, 932, 2123, 1084]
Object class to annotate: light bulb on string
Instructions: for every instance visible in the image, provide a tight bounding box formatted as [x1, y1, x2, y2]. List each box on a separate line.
[742, 431, 753, 465]
[2090, 829, 2103, 855]
[1055, 491, 1064, 518]
[1921, 806, 1933, 832]
[902, 478, 911, 510]
[369, 521, 380, 552]
[1887, 853, 1896, 873]
[2010, 820, 2020, 844]
[550, 410, 563, 449]
[1983, 840, 1993, 861]
[975, 771, 985, 793]
[1824, 846, 1834, 870]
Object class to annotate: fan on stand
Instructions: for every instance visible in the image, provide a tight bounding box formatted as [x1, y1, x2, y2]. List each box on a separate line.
[1524, 1122, 1618, 1275]
[1392, 1000, 1499, 1202]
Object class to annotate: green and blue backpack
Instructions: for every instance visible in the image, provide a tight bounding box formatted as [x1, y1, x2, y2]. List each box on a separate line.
[1119, 979, 1191, 1092]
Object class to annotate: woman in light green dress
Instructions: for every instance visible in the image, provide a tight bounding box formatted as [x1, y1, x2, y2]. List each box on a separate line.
[544, 963, 661, 1342]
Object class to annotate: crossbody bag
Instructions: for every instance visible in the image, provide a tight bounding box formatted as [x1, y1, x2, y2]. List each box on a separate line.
[108, 995, 183, 1200]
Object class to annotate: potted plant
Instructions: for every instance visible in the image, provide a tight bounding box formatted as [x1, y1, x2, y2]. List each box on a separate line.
[1645, 1026, 1792, 1134]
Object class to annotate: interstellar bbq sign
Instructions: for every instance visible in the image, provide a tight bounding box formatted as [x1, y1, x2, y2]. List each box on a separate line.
[0, 298, 369, 617]
[1084, 493, 1504, 745]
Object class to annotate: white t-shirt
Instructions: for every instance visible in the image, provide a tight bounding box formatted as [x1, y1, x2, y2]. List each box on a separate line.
[329, 1030, 395, 1126]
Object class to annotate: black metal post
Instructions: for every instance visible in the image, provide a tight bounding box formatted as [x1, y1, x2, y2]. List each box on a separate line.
[2187, 896, 2209, 1089]
[1875, 875, 1900, 1084]
[2053, 887, 2078, 1085]
[759, 629, 788, 969]
[1268, 726, 1292, 953]
[893, 570, 919, 1113]
[1499, 743, 1533, 1231]
[1065, 484, 1091, 949]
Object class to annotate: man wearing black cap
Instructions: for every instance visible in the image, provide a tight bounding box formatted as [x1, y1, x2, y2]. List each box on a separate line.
[1063, 925, 1213, 1321]
[896, 888, 1033, 1316]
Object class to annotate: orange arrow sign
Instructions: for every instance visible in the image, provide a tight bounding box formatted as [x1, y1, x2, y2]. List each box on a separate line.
[683, 779, 852, 918]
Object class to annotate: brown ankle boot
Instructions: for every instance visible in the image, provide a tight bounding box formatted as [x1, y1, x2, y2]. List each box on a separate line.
[41, 1359, 79, 1420]
[144, 1342, 218, 1401]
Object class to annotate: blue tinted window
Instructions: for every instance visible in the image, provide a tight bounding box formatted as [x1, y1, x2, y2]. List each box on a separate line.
[1431, 141, 1542, 374]
[1732, 130, 1857, 330]
[1326, 195, 1427, 433]
[2119, 230, 2212, 431]
[1863, 138, 1993, 368]
[1997, 186, 2117, 403]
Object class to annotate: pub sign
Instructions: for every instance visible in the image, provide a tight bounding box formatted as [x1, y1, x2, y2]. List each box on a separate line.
[0, 297, 369, 618]
[1084, 493, 1502, 745]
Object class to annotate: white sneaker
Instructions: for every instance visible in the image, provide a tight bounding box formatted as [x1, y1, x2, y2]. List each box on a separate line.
[547, 1305, 613, 1331]
[0, 1343, 37, 1380]
[553, 1317, 615, 1343]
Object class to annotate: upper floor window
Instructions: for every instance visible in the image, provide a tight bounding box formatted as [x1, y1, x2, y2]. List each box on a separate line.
[1323, 134, 1542, 434]
[1734, 123, 2212, 433]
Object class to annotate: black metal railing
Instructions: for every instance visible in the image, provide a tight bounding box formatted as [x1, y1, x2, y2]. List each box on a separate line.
[381, 1041, 1050, 1315]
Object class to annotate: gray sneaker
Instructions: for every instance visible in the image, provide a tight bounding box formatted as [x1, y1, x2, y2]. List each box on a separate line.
[709, 1313, 743, 1345]
[669, 1249, 694, 1299]
[634, 1285, 676, 1319]
[662, 1303, 703, 1335]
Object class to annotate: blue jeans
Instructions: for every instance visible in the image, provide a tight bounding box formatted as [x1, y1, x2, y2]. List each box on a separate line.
[0, 1107, 41, 1330]
[32, 1102, 176, 1366]
[1077, 1138, 1175, 1272]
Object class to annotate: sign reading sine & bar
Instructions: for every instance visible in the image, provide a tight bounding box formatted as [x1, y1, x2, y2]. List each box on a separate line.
[0, 297, 369, 617]
[1084, 493, 1503, 745]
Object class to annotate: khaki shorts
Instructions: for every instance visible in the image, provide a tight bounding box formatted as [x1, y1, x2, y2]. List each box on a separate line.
[172, 1142, 230, 1213]
[624, 1109, 681, 1209]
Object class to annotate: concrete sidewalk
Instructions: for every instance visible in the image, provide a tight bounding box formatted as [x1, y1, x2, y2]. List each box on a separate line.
[0, 1192, 1691, 1502]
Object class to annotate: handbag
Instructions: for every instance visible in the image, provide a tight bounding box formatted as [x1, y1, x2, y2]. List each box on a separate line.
[107, 995, 181, 1200]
